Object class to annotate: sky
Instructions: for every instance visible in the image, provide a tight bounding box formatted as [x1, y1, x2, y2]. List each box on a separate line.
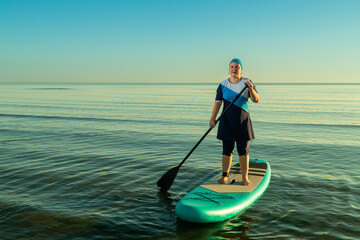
[0, 0, 359, 83]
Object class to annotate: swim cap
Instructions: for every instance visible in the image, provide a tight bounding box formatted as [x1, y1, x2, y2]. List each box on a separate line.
[229, 58, 243, 69]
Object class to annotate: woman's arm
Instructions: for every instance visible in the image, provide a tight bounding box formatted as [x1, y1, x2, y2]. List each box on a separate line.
[209, 100, 222, 128]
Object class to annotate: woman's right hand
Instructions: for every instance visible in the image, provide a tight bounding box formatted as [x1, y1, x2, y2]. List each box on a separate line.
[209, 118, 216, 128]
[210, 100, 222, 128]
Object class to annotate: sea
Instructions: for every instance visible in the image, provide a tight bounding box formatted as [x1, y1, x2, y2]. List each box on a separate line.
[0, 82, 359, 240]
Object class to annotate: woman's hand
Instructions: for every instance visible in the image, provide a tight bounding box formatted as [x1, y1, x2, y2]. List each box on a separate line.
[210, 100, 222, 128]
[245, 80, 254, 90]
[245, 81, 260, 103]
[209, 118, 216, 128]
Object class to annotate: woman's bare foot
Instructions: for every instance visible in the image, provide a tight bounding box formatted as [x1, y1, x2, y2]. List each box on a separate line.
[218, 176, 228, 184]
[243, 177, 251, 186]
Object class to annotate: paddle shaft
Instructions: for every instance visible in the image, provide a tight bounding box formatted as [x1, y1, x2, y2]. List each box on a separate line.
[177, 85, 248, 168]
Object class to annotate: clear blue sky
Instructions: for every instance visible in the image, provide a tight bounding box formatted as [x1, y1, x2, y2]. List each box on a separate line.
[1, 0, 359, 83]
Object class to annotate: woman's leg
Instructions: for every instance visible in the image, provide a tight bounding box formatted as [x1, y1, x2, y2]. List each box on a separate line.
[239, 154, 251, 186]
[218, 154, 232, 184]
[218, 140, 234, 184]
[237, 140, 251, 185]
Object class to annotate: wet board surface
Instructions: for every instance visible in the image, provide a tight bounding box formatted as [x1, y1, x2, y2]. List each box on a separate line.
[175, 159, 271, 223]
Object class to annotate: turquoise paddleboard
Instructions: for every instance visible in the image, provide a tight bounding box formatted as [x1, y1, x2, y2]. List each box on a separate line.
[175, 159, 271, 223]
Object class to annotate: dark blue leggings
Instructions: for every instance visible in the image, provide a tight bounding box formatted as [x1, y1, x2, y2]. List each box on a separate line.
[222, 140, 249, 156]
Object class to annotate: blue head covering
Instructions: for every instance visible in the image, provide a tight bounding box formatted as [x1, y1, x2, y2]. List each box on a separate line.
[229, 58, 243, 69]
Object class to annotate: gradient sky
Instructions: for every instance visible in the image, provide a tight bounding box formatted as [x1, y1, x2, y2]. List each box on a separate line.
[1, 0, 359, 83]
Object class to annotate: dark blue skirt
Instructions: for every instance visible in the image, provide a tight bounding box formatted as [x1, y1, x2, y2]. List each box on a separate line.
[217, 104, 255, 142]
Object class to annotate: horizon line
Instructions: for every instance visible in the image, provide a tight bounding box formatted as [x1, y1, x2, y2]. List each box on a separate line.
[0, 82, 359, 85]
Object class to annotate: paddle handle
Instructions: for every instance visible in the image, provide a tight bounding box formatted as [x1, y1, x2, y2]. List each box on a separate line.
[178, 85, 248, 168]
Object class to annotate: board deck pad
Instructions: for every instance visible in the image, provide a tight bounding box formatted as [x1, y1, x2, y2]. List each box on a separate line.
[201, 162, 268, 193]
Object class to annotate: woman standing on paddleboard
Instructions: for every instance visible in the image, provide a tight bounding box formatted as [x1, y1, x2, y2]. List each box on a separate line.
[209, 58, 259, 185]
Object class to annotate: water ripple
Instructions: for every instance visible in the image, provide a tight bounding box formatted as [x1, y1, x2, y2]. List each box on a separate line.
[1, 83, 359, 239]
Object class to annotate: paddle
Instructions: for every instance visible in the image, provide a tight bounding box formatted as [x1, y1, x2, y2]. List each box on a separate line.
[157, 85, 248, 191]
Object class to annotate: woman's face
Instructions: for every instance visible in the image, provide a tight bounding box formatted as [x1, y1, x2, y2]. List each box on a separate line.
[229, 62, 242, 78]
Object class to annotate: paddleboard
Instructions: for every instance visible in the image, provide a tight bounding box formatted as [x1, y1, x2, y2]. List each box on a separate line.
[175, 159, 271, 223]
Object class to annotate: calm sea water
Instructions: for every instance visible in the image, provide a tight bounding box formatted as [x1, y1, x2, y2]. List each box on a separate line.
[0, 82, 359, 240]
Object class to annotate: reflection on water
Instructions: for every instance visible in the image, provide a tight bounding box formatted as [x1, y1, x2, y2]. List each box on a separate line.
[176, 214, 255, 240]
[212, 215, 254, 239]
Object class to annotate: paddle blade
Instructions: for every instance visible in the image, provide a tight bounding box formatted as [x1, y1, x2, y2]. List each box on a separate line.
[157, 166, 180, 192]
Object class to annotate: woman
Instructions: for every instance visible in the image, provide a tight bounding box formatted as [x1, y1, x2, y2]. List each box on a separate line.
[209, 58, 259, 185]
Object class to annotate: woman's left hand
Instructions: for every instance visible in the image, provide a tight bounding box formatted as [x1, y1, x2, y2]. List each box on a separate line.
[245, 80, 260, 103]
[245, 81, 254, 90]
